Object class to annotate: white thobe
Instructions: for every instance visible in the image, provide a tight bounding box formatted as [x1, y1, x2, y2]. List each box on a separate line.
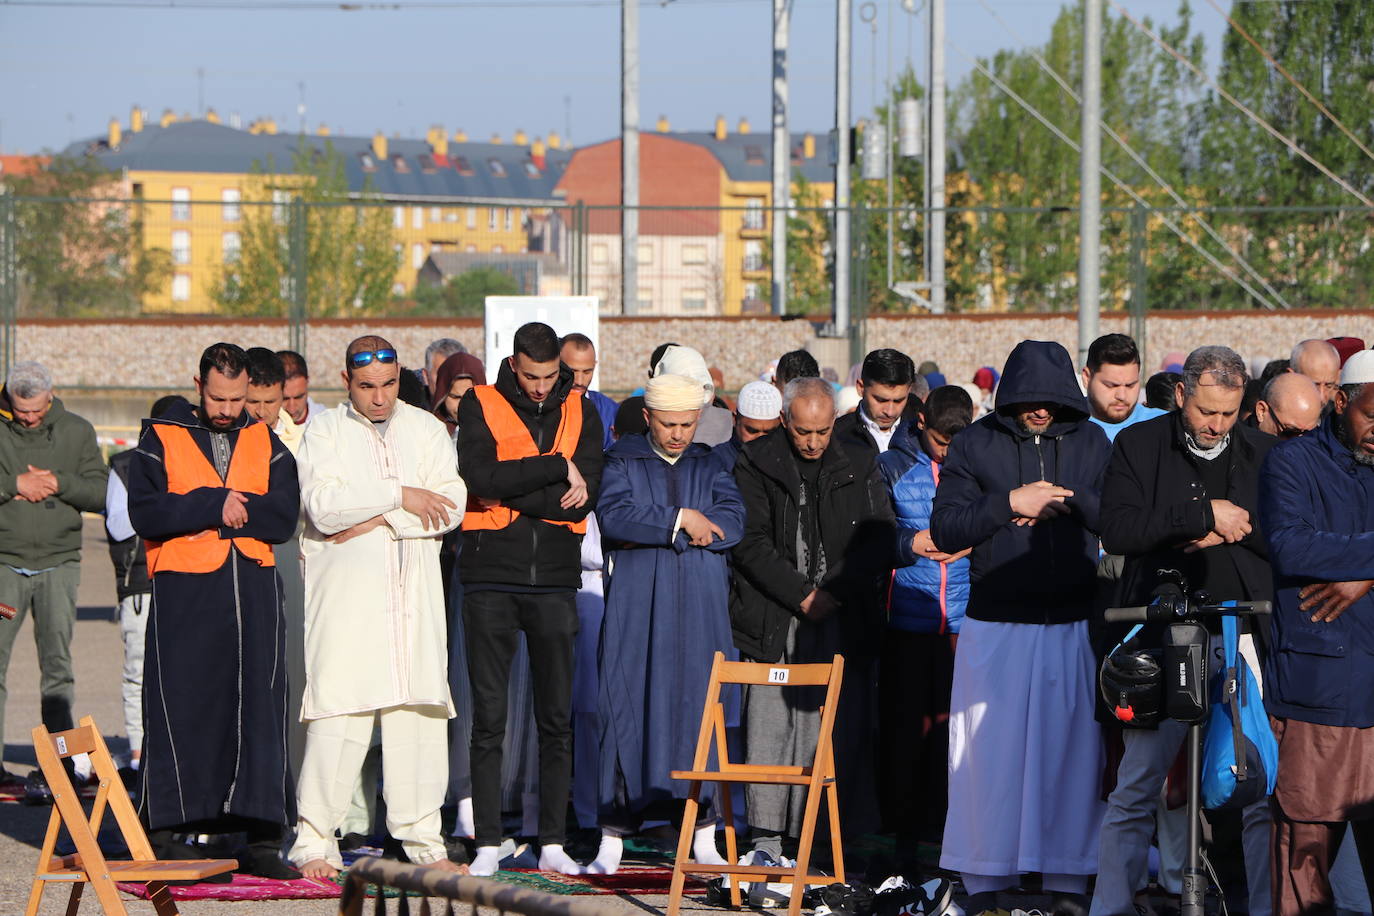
[296, 400, 466, 721]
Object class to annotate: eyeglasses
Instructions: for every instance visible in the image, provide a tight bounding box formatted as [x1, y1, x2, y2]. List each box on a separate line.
[348, 348, 397, 369]
[1274, 424, 1309, 440]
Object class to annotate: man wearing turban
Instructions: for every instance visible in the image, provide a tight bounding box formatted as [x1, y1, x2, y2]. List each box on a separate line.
[584, 374, 746, 874]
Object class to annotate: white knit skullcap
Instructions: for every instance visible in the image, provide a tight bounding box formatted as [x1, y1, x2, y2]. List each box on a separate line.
[736, 381, 782, 421]
[1342, 350, 1374, 385]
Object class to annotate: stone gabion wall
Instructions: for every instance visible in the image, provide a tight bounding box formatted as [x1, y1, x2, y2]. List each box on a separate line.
[18, 310, 1374, 397]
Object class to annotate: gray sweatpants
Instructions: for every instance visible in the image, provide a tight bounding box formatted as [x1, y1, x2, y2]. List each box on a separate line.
[118, 592, 151, 757]
[1091, 717, 1271, 916]
[0, 562, 81, 759]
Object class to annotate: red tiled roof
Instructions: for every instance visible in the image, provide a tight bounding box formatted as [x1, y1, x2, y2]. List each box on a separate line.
[555, 135, 720, 236]
[0, 155, 50, 178]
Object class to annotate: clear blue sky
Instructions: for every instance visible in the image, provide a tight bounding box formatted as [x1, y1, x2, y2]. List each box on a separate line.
[0, 0, 1224, 155]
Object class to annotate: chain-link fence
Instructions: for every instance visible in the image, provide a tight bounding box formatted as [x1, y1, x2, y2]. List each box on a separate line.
[2, 194, 1371, 345]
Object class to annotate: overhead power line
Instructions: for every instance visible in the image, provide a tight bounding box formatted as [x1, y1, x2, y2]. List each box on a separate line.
[950, 38, 1283, 311]
[1107, 0, 1374, 209]
[1200, 0, 1374, 169]
[972, 0, 1291, 308]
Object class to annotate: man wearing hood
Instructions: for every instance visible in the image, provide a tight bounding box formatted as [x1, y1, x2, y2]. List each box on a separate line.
[456, 321, 604, 877]
[0, 361, 106, 795]
[930, 340, 1111, 916]
[128, 343, 300, 876]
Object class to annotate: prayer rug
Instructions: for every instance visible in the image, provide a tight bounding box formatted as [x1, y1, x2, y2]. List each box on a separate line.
[117, 874, 343, 901]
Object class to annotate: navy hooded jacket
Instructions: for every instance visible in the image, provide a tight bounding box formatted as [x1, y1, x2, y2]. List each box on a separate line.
[1261, 416, 1374, 728]
[929, 340, 1111, 625]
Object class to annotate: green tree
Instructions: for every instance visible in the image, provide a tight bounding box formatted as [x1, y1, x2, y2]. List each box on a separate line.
[6, 156, 171, 317]
[401, 267, 519, 317]
[948, 0, 1207, 311]
[1198, 0, 1374, 308]
[211, 141, 397, 317]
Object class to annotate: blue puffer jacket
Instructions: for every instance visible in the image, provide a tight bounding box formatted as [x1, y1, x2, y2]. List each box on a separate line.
[879, 424, 969, 633]
[1260, 416, 1374, 728]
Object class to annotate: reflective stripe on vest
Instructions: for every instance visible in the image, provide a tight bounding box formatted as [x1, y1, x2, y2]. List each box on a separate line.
[462, 386, 587, 534]
[144, 422, 277, 574]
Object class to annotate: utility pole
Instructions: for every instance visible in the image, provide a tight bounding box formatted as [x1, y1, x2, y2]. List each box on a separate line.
[927, 0, 946, 313]
[771, 0, 790, 316]
[833, 0, 852, 335]
[621, 0, 639, 316]
[1078, 0, 1102, 364]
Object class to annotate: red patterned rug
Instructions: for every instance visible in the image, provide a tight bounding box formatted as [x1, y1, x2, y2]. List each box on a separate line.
[115, 863, 706, 900]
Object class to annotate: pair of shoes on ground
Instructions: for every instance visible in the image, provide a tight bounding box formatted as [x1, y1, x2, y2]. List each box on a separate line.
[154, 835, 300, 885]
[805, 875, 956, 916]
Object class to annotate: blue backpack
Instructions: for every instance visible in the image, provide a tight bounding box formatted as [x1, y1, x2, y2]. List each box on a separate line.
[1201, 611, 1278, 810]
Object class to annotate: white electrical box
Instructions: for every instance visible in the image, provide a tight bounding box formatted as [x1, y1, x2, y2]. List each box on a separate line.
[484, 296, 601, 389]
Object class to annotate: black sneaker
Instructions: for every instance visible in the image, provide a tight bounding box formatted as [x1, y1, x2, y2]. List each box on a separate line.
[22, 769, 53, 806]
[813, 881, 877, 916]
[0, 768, 27, 797]
[874, 876, 955, 916]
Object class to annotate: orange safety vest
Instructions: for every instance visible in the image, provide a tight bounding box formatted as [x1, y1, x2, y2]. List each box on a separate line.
[462, 386, 587, 534]
[144, 422, 277, 575]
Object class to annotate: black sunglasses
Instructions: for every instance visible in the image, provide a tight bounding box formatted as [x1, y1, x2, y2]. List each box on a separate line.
[348, 348, 398, 369]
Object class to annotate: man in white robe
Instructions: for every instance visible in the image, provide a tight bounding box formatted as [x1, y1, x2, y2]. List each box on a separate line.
[288, 335, 467, 878]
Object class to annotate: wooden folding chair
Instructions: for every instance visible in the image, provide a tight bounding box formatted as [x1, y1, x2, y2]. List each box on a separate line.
[667, 651, 846, 916]
[25, 715, 237, 916]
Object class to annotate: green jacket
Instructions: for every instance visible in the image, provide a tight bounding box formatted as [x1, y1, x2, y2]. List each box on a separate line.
[0, 394, 107, 568]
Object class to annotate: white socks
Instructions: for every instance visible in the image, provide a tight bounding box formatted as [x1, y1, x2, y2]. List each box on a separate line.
[469, 846, 501, 877]
[693, 823, 727, 866]
[451, 797, 474, 839]
[586, 834, 624, 875]
[538, 844, 583, 876]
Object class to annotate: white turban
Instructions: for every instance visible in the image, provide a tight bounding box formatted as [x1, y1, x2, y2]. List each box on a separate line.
[1343, 350, 1374, 385]
[644, 374, 706, 412]
[653, 345, 713, 408]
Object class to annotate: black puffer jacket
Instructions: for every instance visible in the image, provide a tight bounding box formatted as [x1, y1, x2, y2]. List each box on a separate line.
[729, 428, 895, 662]
[930, 340, 1112, 625]
[457, 360, 605, 590]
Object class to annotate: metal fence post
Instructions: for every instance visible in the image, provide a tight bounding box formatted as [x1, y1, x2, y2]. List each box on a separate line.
[0, 193, 16, 378]
[573, 201, 586, 297]
[1129, 202, 1148, 367]
[850, 201, 868, 365]
[289, 198, 308, 356]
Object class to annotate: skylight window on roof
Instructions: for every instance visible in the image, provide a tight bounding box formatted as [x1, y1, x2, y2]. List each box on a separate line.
[454, 157, 474, 176]
[391, 154, 410, 174]
[418, 154, 436, 174]
[359, 152, 376, 172]
[488, 158, 507, 178]
[524, 162, 541, 178]
[745, 146, 765, 165]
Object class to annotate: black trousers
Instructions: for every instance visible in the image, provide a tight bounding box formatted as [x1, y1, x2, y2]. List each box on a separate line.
[464, 589, 579, 847]
[878, 630, 957, 861]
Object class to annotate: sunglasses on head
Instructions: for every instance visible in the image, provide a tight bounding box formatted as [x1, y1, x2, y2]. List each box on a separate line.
[348, 348, 398, 369]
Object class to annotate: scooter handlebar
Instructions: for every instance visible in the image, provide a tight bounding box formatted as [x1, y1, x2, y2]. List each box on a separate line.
[1102, 599, 1272, 624]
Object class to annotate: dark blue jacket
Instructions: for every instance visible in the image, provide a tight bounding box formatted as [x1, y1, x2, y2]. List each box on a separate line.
[879, 423, 969, 633]
[929, 340, 1111, 625]
[1260, 417, 1374, 727]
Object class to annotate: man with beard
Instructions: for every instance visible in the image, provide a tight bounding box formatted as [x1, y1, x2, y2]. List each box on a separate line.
[457, 321, 604, 877]
[930, 340, 1111, 916]
[560, 333, 617, 450]
[1092, 346, 1274, 916]
[834, 348, 917, 459]
[128, 342, 300, 876]
[1081, 334, 1164, 443]
[1260, 349, 1374, 915]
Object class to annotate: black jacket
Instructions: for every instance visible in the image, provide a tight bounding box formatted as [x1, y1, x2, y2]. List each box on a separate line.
[930, 340, 1111, 625]
[457, 360, 604, 590]
[1099, 412, 1275, 640]
[729, 428, 895, 662]
[832, 409, 881, 463]
[107, 448, 150, 601]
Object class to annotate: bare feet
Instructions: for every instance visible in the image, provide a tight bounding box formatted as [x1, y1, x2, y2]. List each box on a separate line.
[299, 859, 339, 880]
[423, 859, 470, 875]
